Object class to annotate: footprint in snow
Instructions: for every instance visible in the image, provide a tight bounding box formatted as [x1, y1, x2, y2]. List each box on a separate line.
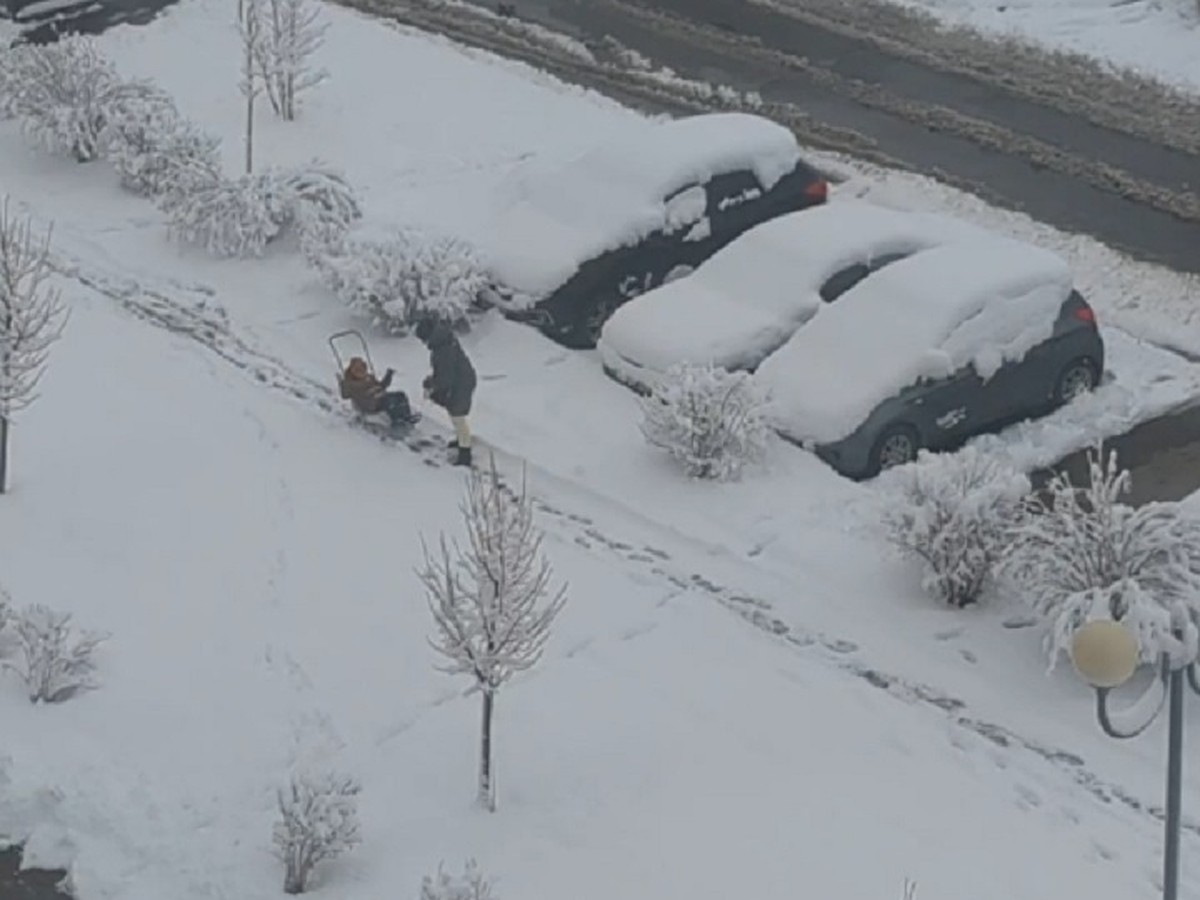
[1089, 841, 1117, 862]
[934, 627, 965, 641]
[1014, 784, 1042, 810]
[621, 622, 657, 640]
[959, 649, 978, 664]
[565, 638, 594, 658]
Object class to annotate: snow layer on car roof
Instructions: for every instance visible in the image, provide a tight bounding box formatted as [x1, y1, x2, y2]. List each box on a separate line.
[480, 113, 802, 298]
[754, 237, 1074, 446]
[600, 200, 975, 375]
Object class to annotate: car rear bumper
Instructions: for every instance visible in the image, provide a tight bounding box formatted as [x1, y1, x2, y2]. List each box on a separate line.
[598, 340, 661, 396]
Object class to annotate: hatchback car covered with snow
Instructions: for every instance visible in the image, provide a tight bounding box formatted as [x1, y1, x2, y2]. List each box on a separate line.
[753, 237, 1104, 479]
[476, 112, 827, 348]
[597, 199, 979, 392]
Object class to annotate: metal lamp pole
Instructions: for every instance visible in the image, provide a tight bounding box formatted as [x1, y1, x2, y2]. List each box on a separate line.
[1073, 617, 1200, 900]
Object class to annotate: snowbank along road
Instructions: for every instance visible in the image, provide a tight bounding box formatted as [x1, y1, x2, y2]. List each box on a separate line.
[331, 0, 1200, 275]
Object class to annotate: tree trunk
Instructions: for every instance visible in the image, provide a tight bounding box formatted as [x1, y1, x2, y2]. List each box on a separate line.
[477, 688, 496, 812]
[244, 92, 255, 174]
[0, 414, 8, 495]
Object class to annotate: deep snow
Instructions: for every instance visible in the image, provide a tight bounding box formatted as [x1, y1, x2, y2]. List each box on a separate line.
[3, 0, 1200, 897]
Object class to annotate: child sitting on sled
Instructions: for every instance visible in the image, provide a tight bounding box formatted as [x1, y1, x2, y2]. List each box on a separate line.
[339, 357, 417, 430]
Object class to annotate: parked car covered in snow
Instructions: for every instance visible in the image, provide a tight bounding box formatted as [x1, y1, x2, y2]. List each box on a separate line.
[753, 237, 1104, 479]
[597, 199, 979, 393]
[476, 112, 828, 348]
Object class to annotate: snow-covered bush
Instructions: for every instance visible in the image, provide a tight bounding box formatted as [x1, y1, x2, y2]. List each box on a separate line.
[420, 860, 495, 900]
[881, 447, 1030, 608]
[0, 36, 121, 161]
[160, 167, 291, 258]
[640, 362, 769, 480]
[272, 770, 362, 894]
[308, 229, 486, 333]
[161, 161, 359, 259]
[1, 604, 107, 703]
[281, 162, 360, 242]
[999, 444, 1200, 668]
[100, 83, 221, 196]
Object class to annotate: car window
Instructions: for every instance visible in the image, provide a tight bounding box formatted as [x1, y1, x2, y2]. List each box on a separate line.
[704, 170, 764, 218]
[870, 251, 912, 270]
[820, 263, 871, 302]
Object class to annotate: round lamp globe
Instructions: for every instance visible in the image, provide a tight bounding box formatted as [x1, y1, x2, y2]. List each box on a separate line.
[1071, 619, 1139, 689]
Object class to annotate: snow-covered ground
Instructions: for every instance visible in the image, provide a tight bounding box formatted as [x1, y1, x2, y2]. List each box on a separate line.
[884, 0, 1200, 95]
[4, 0, 1200, 897]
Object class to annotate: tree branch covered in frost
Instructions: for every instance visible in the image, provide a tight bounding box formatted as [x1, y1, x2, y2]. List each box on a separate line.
[1, 604, 108, 703]
[0, 197, 69, 420]
[100, 81, 222, 197]
[307, 229, 486, 333]
[420, 859, 495, 900]
[254, 0, 329, 121]
[0, 35, 122, 162]
[999, 444, 1200, 668]
[880, 447, 1029, 607]
[639, 362, 769, 480]
[272, 769, 362, 894]
[418, 456, 567, 810]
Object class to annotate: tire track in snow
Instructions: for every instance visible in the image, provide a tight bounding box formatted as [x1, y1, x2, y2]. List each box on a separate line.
[55, 252, 1200, 856]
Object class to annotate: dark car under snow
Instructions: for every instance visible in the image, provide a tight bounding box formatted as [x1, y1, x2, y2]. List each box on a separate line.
[476, 112, 828, 349]
[753, 237, 1104, 479]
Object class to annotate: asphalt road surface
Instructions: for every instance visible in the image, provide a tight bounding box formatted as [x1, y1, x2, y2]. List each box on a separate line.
[0, 846, 70, 900]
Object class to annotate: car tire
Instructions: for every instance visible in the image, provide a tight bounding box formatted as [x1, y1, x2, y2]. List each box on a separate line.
[867, 424, 921, 477]
[1053, 358, 1098, 406]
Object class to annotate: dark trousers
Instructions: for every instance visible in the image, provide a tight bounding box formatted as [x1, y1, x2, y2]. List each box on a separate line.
[380, 392, 414, 426]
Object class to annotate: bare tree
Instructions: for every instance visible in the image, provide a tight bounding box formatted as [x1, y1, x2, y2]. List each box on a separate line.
[255, 0, 329, 121]
[420, 859, 495, 900]
[417, 455, 567, 812]
[237, 0, 265, 174]
[0, 198, 69, 494]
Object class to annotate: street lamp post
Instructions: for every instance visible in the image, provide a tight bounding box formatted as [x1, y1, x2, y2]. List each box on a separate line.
[1071, 615, 1200, 900]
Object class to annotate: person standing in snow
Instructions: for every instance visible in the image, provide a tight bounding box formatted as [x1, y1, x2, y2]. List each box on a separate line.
[339, 357, 417, 431]
[415, 317, 477, 467]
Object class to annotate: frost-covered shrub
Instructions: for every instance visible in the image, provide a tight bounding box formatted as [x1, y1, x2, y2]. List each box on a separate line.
[420, 860, 495, 900]
[1, 604, 107, 703]
[281, 162, 361, 242]
[100, 83, 221, 196]
[0, 36, 121, 161]
[639, 362, 769, 480]
[881, 447, 1030, 608]
[160, 168, 291, 258]
[308, 229, 486, 333]
[999, 444, 1200, 668]
[273, 770, 362, 894]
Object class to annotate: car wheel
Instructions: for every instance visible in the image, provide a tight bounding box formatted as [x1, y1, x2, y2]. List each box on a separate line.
[868, 424, 921, 477]
[1054, 358, 1098, 406]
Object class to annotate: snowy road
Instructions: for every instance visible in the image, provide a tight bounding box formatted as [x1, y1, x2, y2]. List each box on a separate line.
[334, 0, 1200, 274]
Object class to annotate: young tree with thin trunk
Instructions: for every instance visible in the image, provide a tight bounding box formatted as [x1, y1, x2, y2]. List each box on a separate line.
[0, 198, 68, 494]
[255, 0, 328, 121]
[418, 455, 567, 812]
[237, 0, 265, 174]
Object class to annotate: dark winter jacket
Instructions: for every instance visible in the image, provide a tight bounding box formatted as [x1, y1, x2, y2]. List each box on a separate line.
[340, 367, 394, 415]
[418, 320, 476, 417]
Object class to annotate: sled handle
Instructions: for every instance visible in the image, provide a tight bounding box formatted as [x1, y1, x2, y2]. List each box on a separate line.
[328, 330, 375, 375]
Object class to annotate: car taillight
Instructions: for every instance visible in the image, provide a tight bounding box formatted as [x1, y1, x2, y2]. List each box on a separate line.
[1073, 305, 1096, 324]
[805, 179, 828, 203]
